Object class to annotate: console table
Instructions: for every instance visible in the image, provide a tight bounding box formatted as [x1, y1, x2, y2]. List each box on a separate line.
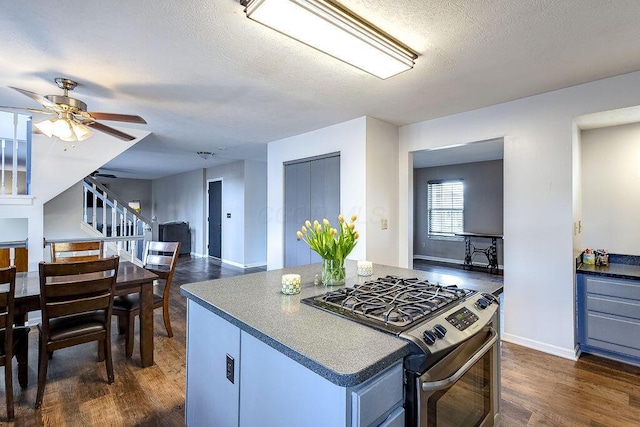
[456, 232, 503, 274]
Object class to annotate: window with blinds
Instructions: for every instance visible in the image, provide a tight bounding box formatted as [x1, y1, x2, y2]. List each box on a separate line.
[428, 180, 464, 237]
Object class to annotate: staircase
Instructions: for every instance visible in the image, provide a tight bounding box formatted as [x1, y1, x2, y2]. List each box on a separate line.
[80, 176, 153, 265]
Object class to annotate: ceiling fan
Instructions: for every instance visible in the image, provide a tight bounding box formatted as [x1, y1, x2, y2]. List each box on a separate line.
[0, 77, 146, 142]
[90, 170, 118, 179]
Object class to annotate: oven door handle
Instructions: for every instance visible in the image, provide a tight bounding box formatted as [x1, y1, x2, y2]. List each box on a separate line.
[421, 327, 498, 392]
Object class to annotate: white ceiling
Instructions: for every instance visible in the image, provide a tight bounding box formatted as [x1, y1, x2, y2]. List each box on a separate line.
[2, 0, 640, 179]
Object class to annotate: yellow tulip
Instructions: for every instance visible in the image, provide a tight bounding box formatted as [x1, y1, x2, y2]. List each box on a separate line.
[351, 214, 358, 222]
[338, 214, 345, 223]
[313, 220, 319, 227]
[330, 228, 337, 236]
[323, 218, 330, 226]
[316, 224, 322, 232]
[301, 226, 307, 233]
[354, 232, 360, 239]
[348, 222, 355, 230]
[296, 231, 303, 239]
[305, 220, 312, 228]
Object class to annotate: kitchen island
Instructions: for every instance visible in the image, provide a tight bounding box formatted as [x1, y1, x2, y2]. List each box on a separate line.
[180, 261, 503, 426]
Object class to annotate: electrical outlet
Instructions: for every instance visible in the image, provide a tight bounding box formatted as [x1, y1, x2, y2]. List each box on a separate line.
[381, 219, 388, 230]
[226, 354, 235, 384]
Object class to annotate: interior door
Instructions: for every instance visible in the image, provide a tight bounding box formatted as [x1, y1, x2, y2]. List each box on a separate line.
[208, 180, 222, 258]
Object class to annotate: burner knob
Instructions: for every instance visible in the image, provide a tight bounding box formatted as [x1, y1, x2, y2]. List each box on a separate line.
[423, 330, 437, 345]
[476, 298, 489, 310]
[433, 324, 447, 338]
[482, 292, 499, 305]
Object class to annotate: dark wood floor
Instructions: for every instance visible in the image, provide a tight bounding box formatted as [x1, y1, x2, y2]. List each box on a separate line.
[1, 257, 638, 426]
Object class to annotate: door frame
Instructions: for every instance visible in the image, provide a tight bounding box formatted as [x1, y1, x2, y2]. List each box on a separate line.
[206, 178, 223, 259]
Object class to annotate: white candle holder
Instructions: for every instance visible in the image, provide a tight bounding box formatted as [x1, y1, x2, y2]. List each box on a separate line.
[357, 260, 373, 276]
[281, 274, 301, 295]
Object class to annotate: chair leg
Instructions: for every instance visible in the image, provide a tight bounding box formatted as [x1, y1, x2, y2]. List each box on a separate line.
[16, 337, 28, 389]
[104, 336, 114, 384]
[125, 313, 135, 358]
[5, 358, 14, 420]
[162, 300, 173, 338]
[35, 336, 49, 409]
[117, 315, 127, 335]
[97, 340, 105, 362]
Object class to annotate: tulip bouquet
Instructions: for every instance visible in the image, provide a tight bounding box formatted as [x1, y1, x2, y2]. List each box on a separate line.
[297, 214, 359, 285]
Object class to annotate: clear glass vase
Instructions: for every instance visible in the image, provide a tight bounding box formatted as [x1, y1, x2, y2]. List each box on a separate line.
[321, 258, 346, 286]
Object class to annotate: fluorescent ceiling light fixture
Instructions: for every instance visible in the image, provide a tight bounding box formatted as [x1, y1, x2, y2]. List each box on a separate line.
[241, 0, 417, 79]
[34, 113, 93, 142]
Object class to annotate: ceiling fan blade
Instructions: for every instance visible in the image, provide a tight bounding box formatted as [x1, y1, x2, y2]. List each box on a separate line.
[0, 105, 53, 114]
[85, 121, 137, 141]
[86, 112, 147, 124]
[9, 86, 59, 110]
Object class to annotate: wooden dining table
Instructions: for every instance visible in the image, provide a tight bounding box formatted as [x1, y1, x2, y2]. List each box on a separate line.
[13, 261, 158, 368]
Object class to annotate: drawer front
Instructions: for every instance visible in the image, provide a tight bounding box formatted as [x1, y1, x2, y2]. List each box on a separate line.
[585, 276, 640, 301]
[587, 312, 640, 354]
[379, 407, 405, 427]
[587, 295, 640, 320]
[352, 362, 403, 427]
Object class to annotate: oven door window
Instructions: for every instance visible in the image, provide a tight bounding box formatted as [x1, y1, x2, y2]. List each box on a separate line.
[418, 327, 497, 427]
[427, 349, 491, 426]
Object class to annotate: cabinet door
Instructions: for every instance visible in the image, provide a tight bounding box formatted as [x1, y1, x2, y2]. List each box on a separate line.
[284, 161, 311, 267]
[284, 154, 340, 267]
[185, 301, 241, 426]
[239, 331, 347, 427]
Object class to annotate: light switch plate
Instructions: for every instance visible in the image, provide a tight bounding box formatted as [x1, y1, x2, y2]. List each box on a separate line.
[381, 219, 388, 230]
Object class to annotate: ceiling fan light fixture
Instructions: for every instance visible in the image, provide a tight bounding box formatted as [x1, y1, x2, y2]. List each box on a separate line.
[197, 151, 214, 160]
[240, 0, 417, 79]
[34, 116, 93, 142]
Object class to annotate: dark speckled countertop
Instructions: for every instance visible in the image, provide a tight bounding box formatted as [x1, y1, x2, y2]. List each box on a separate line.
[576, 254, 640, 280]
[181, 260, 503, 387]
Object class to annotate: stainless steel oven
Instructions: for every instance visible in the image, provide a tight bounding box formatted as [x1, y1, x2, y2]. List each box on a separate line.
[301, 276, 501, 427]
[416, 321, 499, 426]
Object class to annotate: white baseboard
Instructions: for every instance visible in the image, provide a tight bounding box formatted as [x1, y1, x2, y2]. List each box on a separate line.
[413, 254, 504, 269]
[221, 258, 267, 270]
[502, 333, 578, 361]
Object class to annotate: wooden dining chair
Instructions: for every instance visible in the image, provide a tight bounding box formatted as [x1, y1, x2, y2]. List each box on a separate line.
[36, 256, 119, 409]
[0, 267, 29, 420]
[112, 241, 180, 357]
[50, 241, 104, 263]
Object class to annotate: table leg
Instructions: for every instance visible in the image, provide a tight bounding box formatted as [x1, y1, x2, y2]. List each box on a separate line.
[463, 237, 473, 270]
[139, 282, 154, 367]
[488, 238, 499, 274]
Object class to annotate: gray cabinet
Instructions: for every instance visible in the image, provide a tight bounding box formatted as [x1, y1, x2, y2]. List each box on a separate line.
[184, 300, 404, 427]
[284, 154, 340, 267]
[577, 274, 640, 363]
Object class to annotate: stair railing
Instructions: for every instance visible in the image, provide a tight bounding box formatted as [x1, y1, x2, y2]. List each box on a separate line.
[82, 176, 152, 262]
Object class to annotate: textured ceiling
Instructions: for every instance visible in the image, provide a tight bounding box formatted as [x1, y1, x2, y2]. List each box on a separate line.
[2, 0, 640, 179]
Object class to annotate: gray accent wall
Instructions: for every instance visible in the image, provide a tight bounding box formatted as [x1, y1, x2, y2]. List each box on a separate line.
[413, 159, 503, 264]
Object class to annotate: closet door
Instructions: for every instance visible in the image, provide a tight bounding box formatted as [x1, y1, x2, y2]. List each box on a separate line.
[284, 154, 340, 267]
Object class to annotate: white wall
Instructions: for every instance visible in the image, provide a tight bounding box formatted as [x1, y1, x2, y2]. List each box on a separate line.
[152, 169, 205, 256]
[581, 122, 640, 254]
[0, 218, 28, 242]
[243, 160, 267, 267]
[43, 181, 86, 240]
[206, 161, 245, 265]
[365, 117, 399, 266]
[267, 117, 368, 270]
[102, 178, 153, 217]
[399, 71, 640, 360]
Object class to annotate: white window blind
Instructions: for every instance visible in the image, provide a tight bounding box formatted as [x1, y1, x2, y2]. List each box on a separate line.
[428, 180, 464, 237]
